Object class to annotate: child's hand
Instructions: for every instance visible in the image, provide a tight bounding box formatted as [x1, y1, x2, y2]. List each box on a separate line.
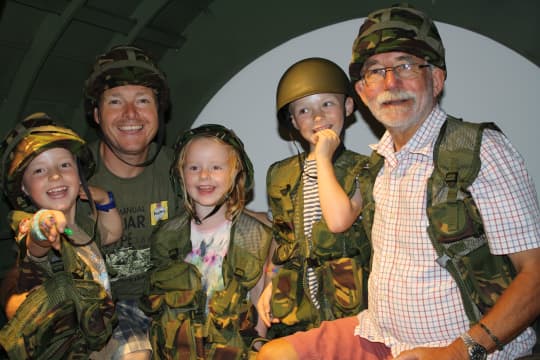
[79, 185, 108, 205]
[312, 128, 341, 160]
[28, 209, 67, 254]
[256, 282, 281, 327]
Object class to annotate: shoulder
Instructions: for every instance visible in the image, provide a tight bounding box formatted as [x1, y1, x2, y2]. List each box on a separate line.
[335, 149, 370, 172]
[155, 212, 190, 232]
[238, 211, 272, 231]
[267, 154, 302, 178]
[154, 144, 175, 168]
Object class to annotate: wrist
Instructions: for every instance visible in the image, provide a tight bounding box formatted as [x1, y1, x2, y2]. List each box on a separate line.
[95, 191, 116, 212]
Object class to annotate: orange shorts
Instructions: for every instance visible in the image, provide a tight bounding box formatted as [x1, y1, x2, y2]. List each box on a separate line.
[285, 316, 392, 360]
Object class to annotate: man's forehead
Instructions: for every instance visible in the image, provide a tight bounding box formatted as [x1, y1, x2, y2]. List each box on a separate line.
[363, 52, 423, 67]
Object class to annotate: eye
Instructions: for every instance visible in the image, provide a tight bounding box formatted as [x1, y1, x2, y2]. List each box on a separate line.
[367, 68, 386, 76]
[399, 63, 413, 70]
[322, 100, 336, 107]
[32, 167, 45, 175]
[185, 165, 199, 172]
[295, 107, 310, 116]
[60, 160, 73, 169]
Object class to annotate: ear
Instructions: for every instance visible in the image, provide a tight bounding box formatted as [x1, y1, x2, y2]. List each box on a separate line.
[345, 96, 355, 117]
[431, 67, 446, 98]
[354, 81, 368, 106]
[93, 107, 100, 125]
[290, 115, 300, 130]
[21, 184, 28, 195]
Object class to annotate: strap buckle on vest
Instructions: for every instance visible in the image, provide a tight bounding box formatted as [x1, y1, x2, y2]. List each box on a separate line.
[168, 248, 179, 260]
[445, 172, 458, 187]
[436, 254, 450, 268]
[306, 257, 322, 268]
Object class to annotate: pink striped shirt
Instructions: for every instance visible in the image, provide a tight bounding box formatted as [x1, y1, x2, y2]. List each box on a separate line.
[355, 106, 540, 359]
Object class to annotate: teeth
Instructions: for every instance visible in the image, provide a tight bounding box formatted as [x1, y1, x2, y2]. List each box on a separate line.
[47, 186, 67, 194]
[119, 125, 143, 131]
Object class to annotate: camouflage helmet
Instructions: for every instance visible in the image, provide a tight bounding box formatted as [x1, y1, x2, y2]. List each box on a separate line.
[0, 112, 95, 212]
[171, 124, 254, 196]
[276, 57, 352, 128]
[83, 45, 170, 115]
[349, 4, 446, 82]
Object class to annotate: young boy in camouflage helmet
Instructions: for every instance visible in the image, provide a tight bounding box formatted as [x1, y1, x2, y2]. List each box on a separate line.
[256, 57, 371, 339]
[258, 4, 540, 360]
[0, 112, 121, 358]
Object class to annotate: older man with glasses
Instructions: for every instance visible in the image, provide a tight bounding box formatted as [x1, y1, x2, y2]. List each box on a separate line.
[257, 4, 540, 360]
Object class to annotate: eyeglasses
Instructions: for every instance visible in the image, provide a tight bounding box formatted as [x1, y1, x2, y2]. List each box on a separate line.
[360, 63, 431, 85]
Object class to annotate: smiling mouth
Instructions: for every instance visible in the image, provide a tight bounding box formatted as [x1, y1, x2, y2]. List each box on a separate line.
[118, 124, 143, 131]
[198, 185, 215, 193]
[47, 186, 68, 197]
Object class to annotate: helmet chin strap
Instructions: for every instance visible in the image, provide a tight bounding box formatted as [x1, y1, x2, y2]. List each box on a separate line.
[192, 182, 237, 224]
[193, 202, 224, 225]
[97, 109, 166, 168]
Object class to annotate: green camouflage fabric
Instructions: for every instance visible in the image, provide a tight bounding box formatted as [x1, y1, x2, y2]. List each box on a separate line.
[84, 45, 170, 114]
[357, 116, 515, 326]
[275, 58, 352, 128]
[349, 4, 446, 82]
[266, 150, 371, 337]
[0, 112, 95, 213]
[140, 211, 272, 359]
[0, 237, 116, 359]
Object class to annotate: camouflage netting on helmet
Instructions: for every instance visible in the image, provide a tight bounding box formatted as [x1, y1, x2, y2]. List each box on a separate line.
[276, 57, 352, 128]
[349, 4, 446, 82]
[83, 45, 170, 114]
[0, 112, 95, 212]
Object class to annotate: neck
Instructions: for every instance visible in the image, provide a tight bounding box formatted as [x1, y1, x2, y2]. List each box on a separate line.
[193, 203, 229, 231]
[100, 141, 148, 178]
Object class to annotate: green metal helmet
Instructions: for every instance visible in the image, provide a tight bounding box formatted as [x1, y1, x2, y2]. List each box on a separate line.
[83, 45, 170, 116]
[0, 112, 95, 212]
[349, 4, 446, 83]
[170, 124, 254, 197]
[276, 57, 352, 128]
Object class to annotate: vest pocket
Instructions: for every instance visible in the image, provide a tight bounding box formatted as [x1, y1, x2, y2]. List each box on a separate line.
[321, 257, 365, 318]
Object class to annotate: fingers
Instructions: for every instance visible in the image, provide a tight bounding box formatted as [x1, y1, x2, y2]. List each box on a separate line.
[34, 210, 67, 248]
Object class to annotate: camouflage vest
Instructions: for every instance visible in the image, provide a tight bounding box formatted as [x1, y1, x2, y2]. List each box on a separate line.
[140, 211, 272, 360]
[0, 237, 116, 359]
[357, 116, 516, 325]
[266, 149, 371, 337]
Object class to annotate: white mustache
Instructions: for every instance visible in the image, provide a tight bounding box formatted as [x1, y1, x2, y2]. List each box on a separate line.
[376, 90, 416, 106]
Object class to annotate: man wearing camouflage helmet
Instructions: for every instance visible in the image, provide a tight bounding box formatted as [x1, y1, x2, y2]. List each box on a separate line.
[258, 4, 540, 360]
[81, 45, 181, 359]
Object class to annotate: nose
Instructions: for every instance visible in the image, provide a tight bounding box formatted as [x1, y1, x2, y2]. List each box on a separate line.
[49, 171, 61, 181]
[200, 168, 210, 179]
[122, 101, 138, 118]
[313, 108, 324, 122]
[383, 68, 400, 88]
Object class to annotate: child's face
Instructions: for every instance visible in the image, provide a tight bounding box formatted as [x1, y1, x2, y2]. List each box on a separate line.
[21, 147, 81, 213]
[182, 137, 236, 213]
[289, 92, 353, 147]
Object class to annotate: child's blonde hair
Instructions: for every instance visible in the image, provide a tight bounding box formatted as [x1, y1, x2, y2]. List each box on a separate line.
[176, 135, 248, 221]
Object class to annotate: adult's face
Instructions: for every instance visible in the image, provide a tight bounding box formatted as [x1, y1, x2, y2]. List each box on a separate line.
[354, 52, 445, 137]
[93, 84, 159, 157]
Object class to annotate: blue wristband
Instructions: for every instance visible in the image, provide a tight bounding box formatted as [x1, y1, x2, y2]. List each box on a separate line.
[95, 191, 116, 212]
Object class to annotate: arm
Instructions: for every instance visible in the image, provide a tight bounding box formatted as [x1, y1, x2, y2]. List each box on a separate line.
[395, 247, 540, 360]
[79, 186, 122, 245]
[314, 129, 362, 232]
